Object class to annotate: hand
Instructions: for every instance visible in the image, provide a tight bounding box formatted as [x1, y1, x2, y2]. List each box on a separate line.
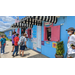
[72, 46, 75, 49]
[0, 45, 1, 48]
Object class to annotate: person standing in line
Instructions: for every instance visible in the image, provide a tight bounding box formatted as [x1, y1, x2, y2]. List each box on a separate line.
[0, 35, 2, 57]
[12, 34, 19, 57]
[0, 35, 6, 54]
[11, 32, 16, 52]
[0, 35, 2, 48]
[66, 27, 75, 58]
[19, 33, 27, 57]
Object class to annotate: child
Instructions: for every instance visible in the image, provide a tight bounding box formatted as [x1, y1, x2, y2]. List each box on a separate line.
[12, 34, 19, 57]
[11, 32, 16, 52]
[0, 35, 6, 54]
[19, 33, 27, 57]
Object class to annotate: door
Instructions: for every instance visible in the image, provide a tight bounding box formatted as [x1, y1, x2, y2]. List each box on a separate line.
[37, 26, 42, 52]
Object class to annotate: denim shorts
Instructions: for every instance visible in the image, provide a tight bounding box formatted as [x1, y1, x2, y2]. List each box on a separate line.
[20, 46, 25, 50]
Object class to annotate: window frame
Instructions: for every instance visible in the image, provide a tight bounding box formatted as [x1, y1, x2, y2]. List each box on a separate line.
[44, 22, 53, 41]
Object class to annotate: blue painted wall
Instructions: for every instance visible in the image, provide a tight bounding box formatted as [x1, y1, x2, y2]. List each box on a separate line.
[4, 30, 13, 39]
[41, 16, 68, 58]
[26, 16, 69, 58]
[4, 16, 75, 58]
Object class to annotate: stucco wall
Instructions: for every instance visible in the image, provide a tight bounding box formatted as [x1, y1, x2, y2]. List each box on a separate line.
[41, 16, 68, 58]
[4, 30, 13, 39]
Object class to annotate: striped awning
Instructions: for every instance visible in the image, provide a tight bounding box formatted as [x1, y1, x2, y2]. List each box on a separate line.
[11, 16, 57, 28]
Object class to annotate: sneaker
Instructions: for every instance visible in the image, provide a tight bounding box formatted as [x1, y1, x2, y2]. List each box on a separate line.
[16, 54, 18, 56]
[1, 53, 3, 55]
[3, 52, 6, 54]
[12, 54, 14, 57]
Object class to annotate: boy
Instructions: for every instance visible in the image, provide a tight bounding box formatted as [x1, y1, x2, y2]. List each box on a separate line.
[19, 33, 27, 57]
[12, 32, 16, 52]
[12, 34, 19, 57]
[0, 35, 6, 54]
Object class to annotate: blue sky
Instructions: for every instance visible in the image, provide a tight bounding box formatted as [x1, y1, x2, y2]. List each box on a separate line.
[0, 16, 25, 31]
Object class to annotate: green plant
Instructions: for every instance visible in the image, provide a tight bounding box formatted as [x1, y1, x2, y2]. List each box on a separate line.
[56, 41, 64, 56]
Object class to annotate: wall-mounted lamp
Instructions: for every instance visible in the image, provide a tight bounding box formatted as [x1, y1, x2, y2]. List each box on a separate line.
[60, 23, 64, 25]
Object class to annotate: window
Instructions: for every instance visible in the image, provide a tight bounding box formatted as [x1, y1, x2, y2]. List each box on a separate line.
[21, 28, 25, 36]
[28, 28, 32, 38]
[44, 23, 60, 41]
[46, 28, 51, 41]
[9, 31, 12, 36]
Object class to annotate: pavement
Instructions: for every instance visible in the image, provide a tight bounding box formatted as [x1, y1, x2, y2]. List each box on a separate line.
[1, 41, 48, 58]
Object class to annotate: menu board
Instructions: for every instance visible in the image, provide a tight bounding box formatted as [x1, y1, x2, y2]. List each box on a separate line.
[32, 25, 37, 50]
[37, 26, 41, 49]
[33, 38, 37, 50]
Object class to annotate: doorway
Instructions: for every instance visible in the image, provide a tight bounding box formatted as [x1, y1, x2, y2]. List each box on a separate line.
[21, 28, 26, 36]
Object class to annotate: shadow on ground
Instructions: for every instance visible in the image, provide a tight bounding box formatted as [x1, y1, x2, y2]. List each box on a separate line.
[28, 54, 48, 58]
[4, 52, 9, 54]
[13, 53, 30, 58]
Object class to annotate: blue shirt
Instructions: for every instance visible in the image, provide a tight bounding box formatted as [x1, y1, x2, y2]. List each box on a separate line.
[0, 38, 6, 45]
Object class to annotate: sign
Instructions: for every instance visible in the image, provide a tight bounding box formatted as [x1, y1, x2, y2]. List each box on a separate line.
[46, 41, 50, 44]
[45, 22, 52, 26]
[52, 42, 57, 48]
[41, 41, 44, 45]
[33, 38, 37, 50]
[37, 26, 41, 49]
[9, 31, 12, 36]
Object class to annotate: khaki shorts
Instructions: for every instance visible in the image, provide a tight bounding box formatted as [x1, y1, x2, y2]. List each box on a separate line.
[67, 53, 75, 58]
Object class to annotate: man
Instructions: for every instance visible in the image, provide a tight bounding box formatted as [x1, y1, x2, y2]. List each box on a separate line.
[0, 35, 2, 48]
[19, 33, 27, 57]
[66, 27, 75, 58]
[0, 35, 1, 58]
[0, 35, 6, 54]
[12, 34, 19, 57]
[12, 32, 16, 52]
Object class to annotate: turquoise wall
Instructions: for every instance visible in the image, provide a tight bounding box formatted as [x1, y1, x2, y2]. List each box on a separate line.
[4, 16, 75, 58]
[4, 30, 13, 39]
[41, 16, 68, 58]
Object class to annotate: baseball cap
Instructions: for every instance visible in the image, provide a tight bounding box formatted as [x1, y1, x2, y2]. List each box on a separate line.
[66, 27, 75, 31]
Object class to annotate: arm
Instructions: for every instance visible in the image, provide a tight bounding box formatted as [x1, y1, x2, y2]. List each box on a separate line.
[0, 39, 1, 47]
[25, 38, 26, 46]
[0, 41, 1, 47]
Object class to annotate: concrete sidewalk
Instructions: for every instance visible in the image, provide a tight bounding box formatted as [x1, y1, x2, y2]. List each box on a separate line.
[1, 41, 48, 58]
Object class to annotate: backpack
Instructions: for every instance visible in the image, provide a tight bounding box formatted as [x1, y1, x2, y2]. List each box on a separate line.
[18, 36, 25, 46]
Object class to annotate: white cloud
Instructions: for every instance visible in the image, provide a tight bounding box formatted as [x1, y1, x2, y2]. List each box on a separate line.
[0, 21, 11, 27]
[0, 16, 16, 31]
[14, 16, 17, 18]
[0, 16, 15, 23]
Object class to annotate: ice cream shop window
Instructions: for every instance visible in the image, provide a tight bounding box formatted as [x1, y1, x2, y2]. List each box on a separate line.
[44, 22, 60, 42]
[28, 28, 32, 38]
[47, 28, 51, 41]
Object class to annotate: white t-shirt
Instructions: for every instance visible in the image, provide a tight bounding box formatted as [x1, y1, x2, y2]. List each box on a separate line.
[19, 36, 26, 46]
[67, 34, 75, 54]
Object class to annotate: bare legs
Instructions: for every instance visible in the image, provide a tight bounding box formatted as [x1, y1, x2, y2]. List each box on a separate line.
[19, 50, 24, 56]
[12, 46, 15, 52]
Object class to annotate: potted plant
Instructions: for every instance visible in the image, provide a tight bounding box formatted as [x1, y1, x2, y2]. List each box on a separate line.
[55, 41, 64, 58]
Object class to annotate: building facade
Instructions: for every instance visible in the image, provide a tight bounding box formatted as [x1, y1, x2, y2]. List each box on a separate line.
[5, 16, 75, 58]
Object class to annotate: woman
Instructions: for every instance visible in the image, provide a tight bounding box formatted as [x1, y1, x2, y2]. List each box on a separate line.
[66, 27, 75, 58]
[19, 33, 27, 57]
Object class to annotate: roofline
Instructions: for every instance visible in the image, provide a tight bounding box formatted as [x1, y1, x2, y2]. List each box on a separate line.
[3, 28, 17, 32]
